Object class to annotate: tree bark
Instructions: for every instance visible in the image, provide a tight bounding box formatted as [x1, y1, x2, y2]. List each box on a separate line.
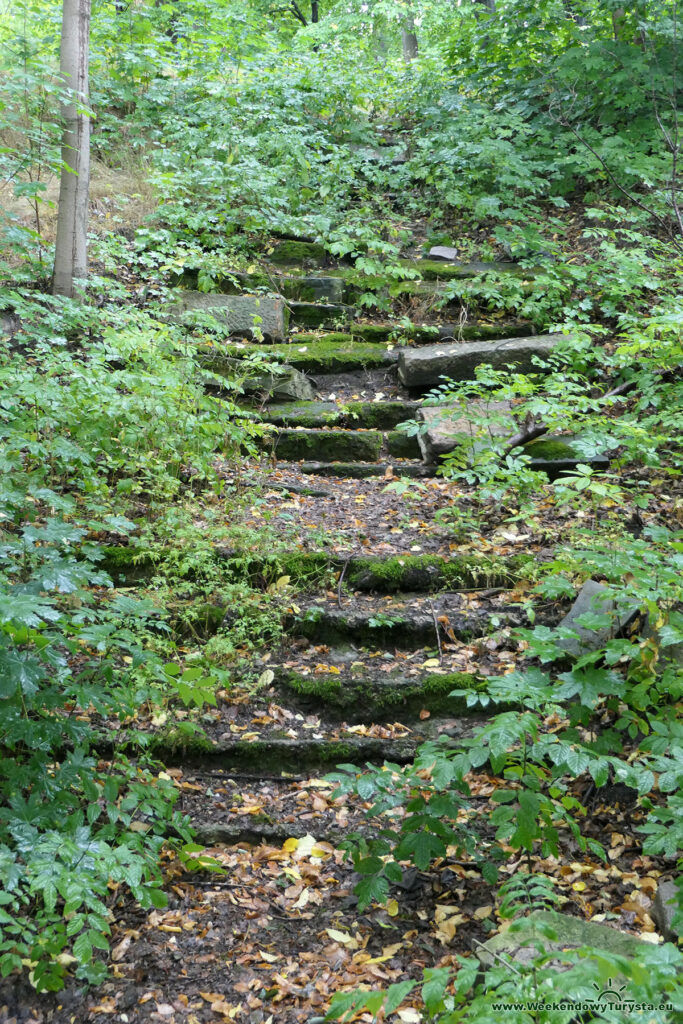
[402, 22, 418, 61]
[53, 0, 91, 297]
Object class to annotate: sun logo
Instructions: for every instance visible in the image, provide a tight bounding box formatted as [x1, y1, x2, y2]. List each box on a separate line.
[590, 979, 634, 1006]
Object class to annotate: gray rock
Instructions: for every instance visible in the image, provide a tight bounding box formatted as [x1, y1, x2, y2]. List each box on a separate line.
[652, 880, 681, 942]
[416, 401, 513, 462]
[557, 580, 641, 658]
[478, 910, 648, 972]
[398, 334, 561, 389]
[174, 292, 288, 341]
[428, 246, 460, 261]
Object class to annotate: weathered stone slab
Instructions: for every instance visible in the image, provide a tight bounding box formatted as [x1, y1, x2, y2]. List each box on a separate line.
[201, 356, 314, 401]
[175, 292, 288, 341]
[417, 401, 513, 462]
[270, 428, 383, 463]
[652, 880, 681, 942]
[289, 301, 355, 329]
[281, 276, 345, 304]
[398, 334, 561, 389]
[478, 910, 647, 972]
[557, 580, 641, 658]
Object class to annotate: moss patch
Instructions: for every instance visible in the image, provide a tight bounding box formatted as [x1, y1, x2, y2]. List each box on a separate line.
[270, 241, 328, 266]
[524, 438, 581, 460]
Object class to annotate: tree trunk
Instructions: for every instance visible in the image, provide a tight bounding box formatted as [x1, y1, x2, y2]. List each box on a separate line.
[53, 0, 90, 297]
[402, 22, 418, 61]
[311, 1, 319, 24]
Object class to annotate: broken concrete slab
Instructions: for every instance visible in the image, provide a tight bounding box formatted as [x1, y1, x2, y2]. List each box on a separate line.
[652, 880, 681, 942]
[557, 580, 641, 658]
[478, 910, 648, 972]
[398, 334, 561, 389]
[416, 401, 513, 462]
[174, 292, 289, 341]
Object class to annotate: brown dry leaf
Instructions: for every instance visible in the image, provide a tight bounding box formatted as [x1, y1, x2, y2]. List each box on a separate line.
[473, 905, 493, 920]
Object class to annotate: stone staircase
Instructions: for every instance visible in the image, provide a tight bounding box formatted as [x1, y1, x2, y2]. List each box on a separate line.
[175, 240, 604, 480]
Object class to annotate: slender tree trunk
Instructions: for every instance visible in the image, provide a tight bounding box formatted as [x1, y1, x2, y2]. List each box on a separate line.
[402, 21, 418, 61]
[53, 0, 90, 297]
[311, 1, 319, 23]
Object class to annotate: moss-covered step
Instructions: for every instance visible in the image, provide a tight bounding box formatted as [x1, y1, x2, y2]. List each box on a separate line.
[261, 400, 419, 429]
[295, 460, 434, 479]
[267, 428, 384, 462]
[351, 321, 534, 344]
[209, 336, 397, 373]
[225, 550, 531, 593]
[280, 275, 345, 303]
[400, 258, 536, 281]
[139, 732, 417, 771]
[269, 240, 329, 266]
[279, 665, 486, 721]
[287, 592, 528, 647]
[522, 436, 610, 478]
[385, 430, 421, 458]
[288, 301, 355, 329]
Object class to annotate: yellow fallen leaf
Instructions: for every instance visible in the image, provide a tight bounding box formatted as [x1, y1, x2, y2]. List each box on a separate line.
[473, 905, 493, 920]
[259, 951, 280, 963]
[292, 887, 310, 909]
[387, 899, 399, 917]
[422, 658, 440, 668]
[326, 928, 359, 948]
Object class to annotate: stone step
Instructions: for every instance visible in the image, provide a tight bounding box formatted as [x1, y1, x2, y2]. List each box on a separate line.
[259, 399, 419, 429]
[268, 428, 384, 463]
[263, 427, 421, 463]
[398, 333, 564, 389]
[400, 257, 537, 281]
[101, 546, 532, 593]
[288, 301, 355, 329]
[293, 459, 433, 478]
[173, 291, 289, 341]
[277, 659, 487, 722]
[204, 336, 396, 374]
[287, 590, 530, 648]
[351, 320, 534, 344]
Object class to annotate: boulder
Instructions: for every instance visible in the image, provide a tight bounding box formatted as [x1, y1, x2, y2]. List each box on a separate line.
[174, 292, 288, 342]
[557, 580, 641, 658]
[416, 401, 513, 463]
[652, 880, 681, 942]
[478, 910, 648, 972]
[398, 334, 561, 389]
